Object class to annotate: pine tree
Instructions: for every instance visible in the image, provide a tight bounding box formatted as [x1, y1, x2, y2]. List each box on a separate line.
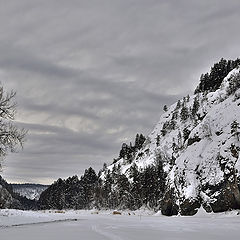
[119, 143, 132, 160]
[102, 170, 113, 207]
[135, 134, 139, 147]
[156, 134, 160, 147]
[129, 162, 138, 179]
[102, 162, 107, 171]
[161, 121, 169, 136]
[175, 100, 181, 110]
[172, 110, 178, 120]
[169, 120, 176, 130]
[81, 167, 98, 209]
[231, 120, 240, 141]
[116, 174, 130, 209]
[183, 128, 191, 142]
[129, 162, 141, 210]
[136, 134, 146, 149]
[163, 105, 168, 112]
[177, 131, 183, 149]
[182, 97, 186, 107]
[153, 158, 166, 207]
[172, 141, 177, 153]
[192, 96, 200, 116]
[180, 106, 189, 121]
[140, 134, 146, 144]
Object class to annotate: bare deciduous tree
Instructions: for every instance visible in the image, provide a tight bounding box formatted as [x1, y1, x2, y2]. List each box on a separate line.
[0, 85, 27, 168]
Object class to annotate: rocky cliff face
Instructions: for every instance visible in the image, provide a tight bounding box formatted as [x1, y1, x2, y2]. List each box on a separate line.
[105, 67, 240, 215]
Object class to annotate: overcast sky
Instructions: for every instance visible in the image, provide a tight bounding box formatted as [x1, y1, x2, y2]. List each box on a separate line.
[1, 0, 240, 184]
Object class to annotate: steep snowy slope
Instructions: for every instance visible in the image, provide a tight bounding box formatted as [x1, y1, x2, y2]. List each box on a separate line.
[107, 67, 240, 215]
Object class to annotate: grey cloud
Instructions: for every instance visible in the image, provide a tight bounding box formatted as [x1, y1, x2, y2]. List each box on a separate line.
[1, 0, 240, 184]
[0, 43, 80, 79]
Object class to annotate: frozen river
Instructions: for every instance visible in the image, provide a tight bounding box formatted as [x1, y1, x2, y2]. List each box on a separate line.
[1, 209, 240, 240]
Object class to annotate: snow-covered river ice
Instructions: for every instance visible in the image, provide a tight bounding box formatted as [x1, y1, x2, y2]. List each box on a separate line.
[1, 209, 240, 240]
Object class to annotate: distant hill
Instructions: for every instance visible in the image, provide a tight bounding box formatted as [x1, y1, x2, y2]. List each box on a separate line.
[0, 176, 37, 209]
[11, 183, 49, 200]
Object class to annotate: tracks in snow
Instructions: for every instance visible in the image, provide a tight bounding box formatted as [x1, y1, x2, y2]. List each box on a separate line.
[0, 218, 82, 229]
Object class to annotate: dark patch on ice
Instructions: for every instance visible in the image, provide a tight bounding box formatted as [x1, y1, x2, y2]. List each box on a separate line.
[0, 218, 84, 229]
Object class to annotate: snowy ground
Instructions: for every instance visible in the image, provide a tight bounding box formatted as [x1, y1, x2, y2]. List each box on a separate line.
[1, 208, 240, 240]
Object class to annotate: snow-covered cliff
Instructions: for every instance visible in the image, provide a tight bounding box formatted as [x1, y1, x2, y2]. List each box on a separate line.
[106, 67, 240, 215]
